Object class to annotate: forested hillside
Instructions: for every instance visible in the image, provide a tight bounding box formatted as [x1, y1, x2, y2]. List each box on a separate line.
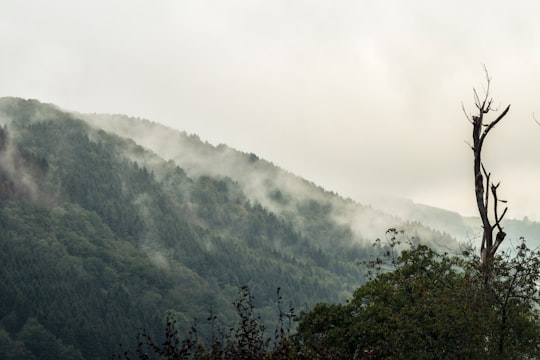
[82, 111, 540, 249]
[0, 98, 457, 359]
[81, 111, 462, 249]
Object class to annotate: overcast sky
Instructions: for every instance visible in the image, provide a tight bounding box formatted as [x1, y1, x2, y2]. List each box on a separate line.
[1, 0, 540, 220]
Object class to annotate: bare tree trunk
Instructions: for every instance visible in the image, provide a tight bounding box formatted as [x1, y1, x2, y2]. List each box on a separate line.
[466, 68, 510, 266]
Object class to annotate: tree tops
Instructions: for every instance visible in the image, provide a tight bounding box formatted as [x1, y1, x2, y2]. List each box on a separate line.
[294, 231, 540, 359]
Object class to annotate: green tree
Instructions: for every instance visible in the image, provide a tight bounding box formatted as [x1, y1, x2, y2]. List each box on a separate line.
[114, 286, 296, 360]
[17, 318, 83, 360]
[294, 231, 540, 359]
[0, 327, 34, 360]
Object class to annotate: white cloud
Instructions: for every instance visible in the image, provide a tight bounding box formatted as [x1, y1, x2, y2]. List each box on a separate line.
[1, 0, 540, 219]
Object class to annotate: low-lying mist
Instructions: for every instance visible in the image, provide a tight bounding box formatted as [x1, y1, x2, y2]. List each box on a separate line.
[80, 112, 461, 250]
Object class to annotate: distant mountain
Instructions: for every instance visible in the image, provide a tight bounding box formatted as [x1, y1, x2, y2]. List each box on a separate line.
[0, 97, 465, 359]
[366, 194, 540, 250]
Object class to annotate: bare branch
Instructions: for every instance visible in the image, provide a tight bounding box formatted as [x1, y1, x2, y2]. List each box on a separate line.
[482, 163, 490, 211]
[468, 67, 511, 265]
[492, 228, 506, 255]
[474, 88, 482, 109]
[492, 183, 507, 232]
[490, 180, 508, 256]
[481, 105, 511, 141]
[462, 102, 473, 124]
[480, 65, 492, 112]
[482, 64, 492, 92]
[497, 207, 508, 228]
[484, 98, 494, 114]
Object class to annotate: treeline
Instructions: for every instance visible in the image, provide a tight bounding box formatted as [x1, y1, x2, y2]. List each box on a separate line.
[117, 232, 540, 359]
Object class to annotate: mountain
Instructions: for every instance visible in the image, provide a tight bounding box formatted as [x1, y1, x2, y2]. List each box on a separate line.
[79, 111, 463, 248]
[83, 111, 540, 247]
[367, 194, 540, 250]
[0, 97, 463, 359]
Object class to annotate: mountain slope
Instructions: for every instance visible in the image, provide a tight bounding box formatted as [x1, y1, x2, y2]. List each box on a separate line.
[80, 111, 460, 249]
[0, 97, 457, 359]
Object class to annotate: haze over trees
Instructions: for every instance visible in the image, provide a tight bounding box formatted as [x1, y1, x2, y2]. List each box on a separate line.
[0, 98, 457, 359]
[113, 71, 540, 358]
[291, 73, 540, 359]
[0, 78, 539, 360]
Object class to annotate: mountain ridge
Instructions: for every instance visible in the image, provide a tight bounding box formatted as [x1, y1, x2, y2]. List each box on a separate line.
[0, 97, 377, 359]
[0, 97, 536, 359]
[79, 107, 540, 245]
[78, 109, 463, 245]
[3, 97, 536, 247]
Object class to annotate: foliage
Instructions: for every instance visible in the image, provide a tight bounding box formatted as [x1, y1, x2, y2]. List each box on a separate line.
[294, 230, 540, 359]
[2, 98, 535, 359]
[116, 232, 540, 360]
[0, 98, 369, 359]
[113, 286, 296, 360]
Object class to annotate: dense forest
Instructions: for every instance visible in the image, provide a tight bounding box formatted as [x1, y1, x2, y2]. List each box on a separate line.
[113, 232, 540, 359]
[0, 98, 538, 359]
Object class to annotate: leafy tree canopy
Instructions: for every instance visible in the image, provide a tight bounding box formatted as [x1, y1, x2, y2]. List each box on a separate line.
[294, 230, 540, 359]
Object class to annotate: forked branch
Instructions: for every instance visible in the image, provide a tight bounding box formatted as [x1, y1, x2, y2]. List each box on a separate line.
[469, 68, 510, 264]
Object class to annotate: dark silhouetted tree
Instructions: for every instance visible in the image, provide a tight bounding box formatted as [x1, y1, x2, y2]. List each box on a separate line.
[464, 67, 510, 265]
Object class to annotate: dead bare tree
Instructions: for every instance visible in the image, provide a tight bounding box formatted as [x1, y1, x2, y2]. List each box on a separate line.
[463, 67, 510, 265]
